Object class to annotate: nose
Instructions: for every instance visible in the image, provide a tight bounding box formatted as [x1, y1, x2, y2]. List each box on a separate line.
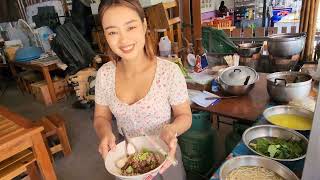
[118, 30, 130, 45]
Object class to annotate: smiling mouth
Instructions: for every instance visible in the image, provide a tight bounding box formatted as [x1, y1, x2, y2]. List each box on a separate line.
[120, 44, 135, 53]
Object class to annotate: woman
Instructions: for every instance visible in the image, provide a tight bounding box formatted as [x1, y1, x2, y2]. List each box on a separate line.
[93, 0, 192, 179]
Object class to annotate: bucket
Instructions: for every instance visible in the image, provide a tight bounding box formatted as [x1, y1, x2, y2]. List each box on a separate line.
[158, 36, 171, 57]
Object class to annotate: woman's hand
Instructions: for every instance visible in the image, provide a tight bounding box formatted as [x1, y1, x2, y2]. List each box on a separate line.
[98, 132, 116, 160]
[159, 124, 178, 174]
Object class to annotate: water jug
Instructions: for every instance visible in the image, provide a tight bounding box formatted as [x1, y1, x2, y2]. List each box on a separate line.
[158, 36, 171, 57]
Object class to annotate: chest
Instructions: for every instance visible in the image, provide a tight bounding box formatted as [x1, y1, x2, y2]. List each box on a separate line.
[115, 67, 157, 105]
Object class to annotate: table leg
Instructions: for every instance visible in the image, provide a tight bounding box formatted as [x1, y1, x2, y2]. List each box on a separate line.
[31, 132, 57, 180]
[26, 162, 41, 180]
[42, 67, 57, 103]
[8, 63, 25, 94]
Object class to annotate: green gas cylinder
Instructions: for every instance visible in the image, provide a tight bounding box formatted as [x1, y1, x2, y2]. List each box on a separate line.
[178, 111, 218, 174]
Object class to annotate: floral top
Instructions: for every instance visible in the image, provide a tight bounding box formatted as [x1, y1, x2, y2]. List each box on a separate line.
[95, 57, 189, 137]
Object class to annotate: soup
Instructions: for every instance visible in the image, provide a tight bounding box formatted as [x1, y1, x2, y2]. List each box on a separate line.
[268, 114, 312, 130]
[226, 166, 284, 180]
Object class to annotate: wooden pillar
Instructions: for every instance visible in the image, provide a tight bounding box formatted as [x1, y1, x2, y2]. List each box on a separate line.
[192, 0, 202, 54]
[182, 0, 192, 43]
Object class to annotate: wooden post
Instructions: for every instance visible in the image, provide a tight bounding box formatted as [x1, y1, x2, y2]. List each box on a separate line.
[192, 0, 202, 53]
[182, 0, 192, 43]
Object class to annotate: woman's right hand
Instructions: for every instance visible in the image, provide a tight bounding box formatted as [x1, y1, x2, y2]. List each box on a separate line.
[98, 132, 116, 159]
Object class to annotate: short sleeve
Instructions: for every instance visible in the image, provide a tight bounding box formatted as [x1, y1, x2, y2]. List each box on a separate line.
[95, 67, 109, 106]
[168, 64, 189, 105]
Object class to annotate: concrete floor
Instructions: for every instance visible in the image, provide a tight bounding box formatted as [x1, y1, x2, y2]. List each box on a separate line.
[0, 83, 234, 180]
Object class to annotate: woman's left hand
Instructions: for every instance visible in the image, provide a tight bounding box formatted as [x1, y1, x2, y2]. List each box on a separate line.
[159, 124, 178, 174]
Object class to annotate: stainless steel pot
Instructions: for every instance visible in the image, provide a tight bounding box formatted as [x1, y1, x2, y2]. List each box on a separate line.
[218, 66, 259, 95]
[242, 125, 308, 162]
[268, 33, 306, 57]
[217, 77, 255, 95]
[236, 43, 262, 57]
[267, 71, 312, 103]
[219, 155, 299, 180]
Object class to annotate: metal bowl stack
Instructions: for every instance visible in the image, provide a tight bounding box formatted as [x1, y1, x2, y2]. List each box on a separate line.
[237, 43, 263, 57]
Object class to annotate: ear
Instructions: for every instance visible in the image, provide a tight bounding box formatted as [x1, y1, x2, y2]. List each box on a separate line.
[143, 18, 148, 33]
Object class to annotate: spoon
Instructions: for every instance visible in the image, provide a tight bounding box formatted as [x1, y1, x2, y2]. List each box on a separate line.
[205, 95, 239, 100]
[121, 128, 137, 156]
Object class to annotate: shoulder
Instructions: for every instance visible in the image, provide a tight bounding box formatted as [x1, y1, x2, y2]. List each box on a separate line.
[157, 57, 180, 72]
[97, 61, 115, 72]
[96, 61, 115, 84]
[97, 61, 115, 74]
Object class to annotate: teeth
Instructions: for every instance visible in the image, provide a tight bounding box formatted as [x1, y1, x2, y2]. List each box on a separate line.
[121, 45, 134, 51]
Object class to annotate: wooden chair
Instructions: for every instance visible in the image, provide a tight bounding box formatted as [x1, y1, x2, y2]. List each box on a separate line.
[231, 28, 241, 37]
[255, 27, 265, 37]
[281, 27, 287, 33]
[267, 27, 278, 36]
[291, 26, 297, 33]
[145, 1, 182, 51]
[243, 28, 253, 38]
[223, 29, 231, 37]
[34, 114, 72, 158]
[0, 150, 40, 180]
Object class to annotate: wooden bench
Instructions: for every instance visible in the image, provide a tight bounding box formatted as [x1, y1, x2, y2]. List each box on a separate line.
[34, 114, 72, 158]
[0, 149, 39, 180]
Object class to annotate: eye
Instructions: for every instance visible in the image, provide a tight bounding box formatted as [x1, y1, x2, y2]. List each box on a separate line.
[108, 31, 118, 36]
[128, 26, 136, 31]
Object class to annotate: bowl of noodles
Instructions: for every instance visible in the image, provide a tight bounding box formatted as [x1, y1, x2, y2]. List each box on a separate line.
[220, 155, 299, 180]
[104, 136, 167, 180]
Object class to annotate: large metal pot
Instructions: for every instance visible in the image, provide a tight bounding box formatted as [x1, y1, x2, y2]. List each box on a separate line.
[267, 71, 312, 103]
[236, 43, 262, 57]
[218, 66, 259, 95]
[268, 33, 306, 57]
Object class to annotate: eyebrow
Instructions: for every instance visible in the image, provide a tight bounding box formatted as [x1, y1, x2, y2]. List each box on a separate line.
[104, 19, 138, 31]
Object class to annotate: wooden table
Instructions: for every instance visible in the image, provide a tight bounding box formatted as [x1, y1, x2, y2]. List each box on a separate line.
[9, 58, 59, 103]
[191, 73, 270, 124]
[0, 106, 57, 179]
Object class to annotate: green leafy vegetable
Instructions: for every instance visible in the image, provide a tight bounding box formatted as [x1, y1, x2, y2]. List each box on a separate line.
[249, 137, 306, 159]
[126, 166, 133, 173]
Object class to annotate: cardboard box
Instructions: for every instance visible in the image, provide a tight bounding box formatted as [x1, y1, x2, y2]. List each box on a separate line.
[31, 79, 68, 106]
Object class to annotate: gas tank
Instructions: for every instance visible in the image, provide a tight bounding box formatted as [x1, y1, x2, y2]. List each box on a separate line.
[178, 111, 218, 174]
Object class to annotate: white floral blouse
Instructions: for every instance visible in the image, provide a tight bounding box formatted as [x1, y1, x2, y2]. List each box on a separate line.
[95, 57, 189, 137]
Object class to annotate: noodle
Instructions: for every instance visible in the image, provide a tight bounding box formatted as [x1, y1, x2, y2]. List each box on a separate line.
[226, 166, 284, 180]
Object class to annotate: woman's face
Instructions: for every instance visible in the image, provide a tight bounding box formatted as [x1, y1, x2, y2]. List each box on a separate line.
[101, 5, 147, 61]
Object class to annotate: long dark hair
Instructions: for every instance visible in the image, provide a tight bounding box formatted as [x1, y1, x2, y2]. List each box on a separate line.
[98, 0, 155, 62]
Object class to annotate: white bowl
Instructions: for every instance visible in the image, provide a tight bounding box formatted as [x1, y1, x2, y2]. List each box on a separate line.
[104, 136, 168, 180]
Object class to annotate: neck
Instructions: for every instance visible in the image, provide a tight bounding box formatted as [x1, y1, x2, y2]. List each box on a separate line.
[118, 51, 152, 76]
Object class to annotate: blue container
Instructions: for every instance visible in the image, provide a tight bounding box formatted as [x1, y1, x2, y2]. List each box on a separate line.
[15, 46, 43, 62]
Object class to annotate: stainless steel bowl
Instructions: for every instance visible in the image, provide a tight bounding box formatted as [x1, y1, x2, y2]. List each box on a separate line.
[242, 125, 308, 162]
[267, 71, 312, 103]
[268, 33, 306, 57]
[263, 105, 314, 131]
[220, 155, 299, 180]
[237, 43, 262, 57]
